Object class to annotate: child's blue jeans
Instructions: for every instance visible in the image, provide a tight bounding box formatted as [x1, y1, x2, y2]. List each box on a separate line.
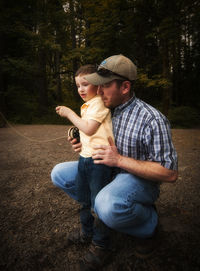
[51, 161, 160, 241]
[76, 156, 113, 248]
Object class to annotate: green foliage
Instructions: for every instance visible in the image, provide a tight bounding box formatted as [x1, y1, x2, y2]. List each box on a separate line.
[0, 0, 200, 127]
[137, 71, 171, 89]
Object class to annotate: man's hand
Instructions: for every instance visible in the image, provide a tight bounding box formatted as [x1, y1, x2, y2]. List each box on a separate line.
[92, 137, 121, 167]
[68, 136, 82, 153]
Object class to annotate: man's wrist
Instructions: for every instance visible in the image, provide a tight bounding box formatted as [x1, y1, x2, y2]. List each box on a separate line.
[117, 155, 137, 172]
[116, 154, 123, 168]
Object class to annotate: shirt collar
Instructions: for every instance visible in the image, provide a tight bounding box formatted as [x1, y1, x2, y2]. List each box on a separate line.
[113, 95, 136, 116]
[81, 95, 99, 110]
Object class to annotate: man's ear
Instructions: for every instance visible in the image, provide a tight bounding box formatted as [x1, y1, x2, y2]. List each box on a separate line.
[121, 81, 131, 95]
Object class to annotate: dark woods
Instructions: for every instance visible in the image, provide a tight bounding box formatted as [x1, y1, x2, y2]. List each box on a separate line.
[0, 0, 200, 127]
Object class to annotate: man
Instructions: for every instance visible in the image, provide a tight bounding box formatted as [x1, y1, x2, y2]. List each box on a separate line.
[51, 54, 178, 270]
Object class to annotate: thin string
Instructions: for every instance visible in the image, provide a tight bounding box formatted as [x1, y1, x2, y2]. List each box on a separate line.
[0, 112, 67, 143]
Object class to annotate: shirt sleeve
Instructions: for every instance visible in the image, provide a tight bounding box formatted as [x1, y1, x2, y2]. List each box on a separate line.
[143, 117, 178, 170]
[86, 98, 110, 123]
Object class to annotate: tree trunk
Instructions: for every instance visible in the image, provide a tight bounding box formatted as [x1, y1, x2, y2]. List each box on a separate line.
[161, 38, 171, 116]
[69, 0, 78, 73]
[69, 0, 80, 99]
[0, 70, 7, 127]
[0, 32, 7, 127]
[55, 50, 62, 102]
[172, 33, 182, 106]
[37, 49, 48, 111]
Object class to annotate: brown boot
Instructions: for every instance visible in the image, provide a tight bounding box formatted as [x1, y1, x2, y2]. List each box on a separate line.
[134, 224, 161, 259]
[66, 229, 92, 246]
[78, 243, 113, 271]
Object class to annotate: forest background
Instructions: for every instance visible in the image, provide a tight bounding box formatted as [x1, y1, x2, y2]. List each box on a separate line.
[0, 0, 200, 128]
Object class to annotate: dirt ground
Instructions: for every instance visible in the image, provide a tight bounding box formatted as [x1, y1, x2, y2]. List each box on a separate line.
[0, 125, 200, 271]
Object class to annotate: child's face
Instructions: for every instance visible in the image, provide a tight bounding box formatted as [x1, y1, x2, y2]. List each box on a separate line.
[75, 75, 98, 102]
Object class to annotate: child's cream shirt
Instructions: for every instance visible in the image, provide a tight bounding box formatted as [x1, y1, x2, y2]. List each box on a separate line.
[80, 95, 114, 158]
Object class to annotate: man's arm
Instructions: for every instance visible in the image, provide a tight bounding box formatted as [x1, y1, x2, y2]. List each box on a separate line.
[56, 106, 100, 136]
[116, 156, 178, 183]
[92, 137, 178, 183]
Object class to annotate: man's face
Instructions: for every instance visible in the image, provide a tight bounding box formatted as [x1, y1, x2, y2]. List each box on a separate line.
[97, 81, 123, 109]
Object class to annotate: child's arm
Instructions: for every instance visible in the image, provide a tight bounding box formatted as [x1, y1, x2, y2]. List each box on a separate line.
[56, 106, 100, 136]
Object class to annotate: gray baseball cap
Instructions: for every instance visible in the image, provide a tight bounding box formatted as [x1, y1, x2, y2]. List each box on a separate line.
[84, 54, 137, 85]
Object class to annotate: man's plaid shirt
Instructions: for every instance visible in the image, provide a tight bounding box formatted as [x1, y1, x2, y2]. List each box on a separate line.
[112, 96, 178, 171]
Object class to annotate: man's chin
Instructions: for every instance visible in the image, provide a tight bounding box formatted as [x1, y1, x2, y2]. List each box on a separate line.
[103, 101, 110, 108]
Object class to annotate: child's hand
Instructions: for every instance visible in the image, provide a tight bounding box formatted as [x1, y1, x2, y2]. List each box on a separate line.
[68, 137, 82, 153]
[56, 106, 70, 118]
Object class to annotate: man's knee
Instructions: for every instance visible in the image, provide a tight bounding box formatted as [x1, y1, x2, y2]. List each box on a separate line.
[94, 190, 146, 230]
[94, 190, 117, 228]
[51, 164, 62, 186]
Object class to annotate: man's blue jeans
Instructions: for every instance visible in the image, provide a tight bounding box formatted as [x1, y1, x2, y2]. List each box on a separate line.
[76, 156, 112, 248]
[51, 161, 160, 239]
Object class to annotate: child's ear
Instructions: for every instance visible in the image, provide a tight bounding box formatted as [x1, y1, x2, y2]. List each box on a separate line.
[121, 81, 131, 95]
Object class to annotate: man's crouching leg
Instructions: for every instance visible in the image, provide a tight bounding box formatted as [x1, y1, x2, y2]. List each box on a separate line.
[94, 173, 161, 259]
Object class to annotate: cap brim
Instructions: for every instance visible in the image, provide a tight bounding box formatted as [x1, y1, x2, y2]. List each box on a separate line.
[84, 73, 123, 85]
